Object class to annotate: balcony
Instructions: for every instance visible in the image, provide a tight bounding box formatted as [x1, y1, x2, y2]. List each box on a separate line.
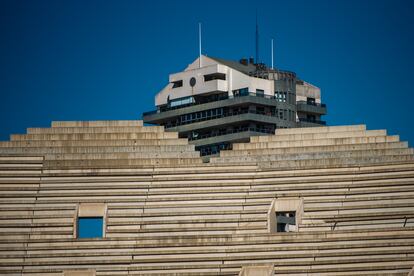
[143, 91, 279, 117]
[298, 118, 326, 127]
[296, 101, 327, 115]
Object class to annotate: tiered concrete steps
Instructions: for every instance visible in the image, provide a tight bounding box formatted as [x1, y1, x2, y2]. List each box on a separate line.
[0, 120, 202, 168]
[211, 125, 414, 168]
[0, 123, 413, 275]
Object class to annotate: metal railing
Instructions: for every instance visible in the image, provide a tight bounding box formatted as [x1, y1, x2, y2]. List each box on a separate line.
[298, 118, 326, 125]
[164, 109, 283, 129]
[143, 91, 280, 117]
[188, 127, 274, 141]
[296, 101, 326, 108]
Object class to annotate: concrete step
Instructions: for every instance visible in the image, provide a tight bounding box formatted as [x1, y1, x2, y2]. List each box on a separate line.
[274, 125, 366, 135]
[0, 139, 190, 147]
[232, 135, 400, 150]
[0, 145, 196, 154]
[27, 126, 164, 134]
[43, 151, 201, 161]
[221, 141, 409, 157]
[250, 130, 387, 143]
[10, 132, 179, 141]
[42, 158, 204, 168]
[213, 148, 414, 163]
[51, 120, 143, 128]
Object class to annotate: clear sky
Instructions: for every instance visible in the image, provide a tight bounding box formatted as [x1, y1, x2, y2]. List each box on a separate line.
[0, 0, 413, 145]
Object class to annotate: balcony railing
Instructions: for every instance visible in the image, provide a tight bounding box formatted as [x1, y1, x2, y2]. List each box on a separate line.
[164, 109, 284, 129]
[143, 91, 280, 117]
[298, 118, 326, 125]
[188, 127, 274, 141]
[296, 100, 326, 108]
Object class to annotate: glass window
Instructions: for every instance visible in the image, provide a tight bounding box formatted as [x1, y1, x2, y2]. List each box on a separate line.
[204, 73, 226, 82]
[172, 80, 183, 88]
[78, 217, 103, 238]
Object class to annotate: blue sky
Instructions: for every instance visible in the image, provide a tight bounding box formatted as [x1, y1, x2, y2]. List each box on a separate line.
[0, 0, 413, 145]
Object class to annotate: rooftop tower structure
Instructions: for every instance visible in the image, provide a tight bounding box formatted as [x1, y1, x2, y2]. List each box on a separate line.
[143, 55, 327, 156]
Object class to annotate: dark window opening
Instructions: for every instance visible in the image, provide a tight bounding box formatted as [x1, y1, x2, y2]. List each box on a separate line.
[172, 80, 183, 88]
[204, 73, 226, 82]
[233, 87, 249, 97]
[78, 217, 103, 238]
[307, 97, 316, 105]
[256, 89, 264, 97]
[276, 211, 296, 232]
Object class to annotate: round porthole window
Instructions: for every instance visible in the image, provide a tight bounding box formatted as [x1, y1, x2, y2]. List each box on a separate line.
[189, 77, 196, 87]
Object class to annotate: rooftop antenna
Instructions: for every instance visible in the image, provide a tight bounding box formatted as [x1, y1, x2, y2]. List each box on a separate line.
[255, 10, 259, 63]
[198, 22, 202, 68]
[271, 38, 274, 69]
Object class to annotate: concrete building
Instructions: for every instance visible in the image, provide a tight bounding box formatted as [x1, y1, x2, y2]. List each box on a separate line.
[143, 55, 326, 156]
[0, 120, 413, 275]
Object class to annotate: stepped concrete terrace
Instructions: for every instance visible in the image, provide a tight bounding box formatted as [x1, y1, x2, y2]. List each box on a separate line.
[0, 121, 413, 275]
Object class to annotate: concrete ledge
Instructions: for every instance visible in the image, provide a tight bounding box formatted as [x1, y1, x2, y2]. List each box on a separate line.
[275, 125, 366, 135]
[221, 142, 409, 157]
[27, 126, 164, 134]
[0, 139, 191, 147]
[10, 132, 179, 141]
[250, 130, 387, 143]
[233, 136, 400, 150]
[51, 120, 143, 128]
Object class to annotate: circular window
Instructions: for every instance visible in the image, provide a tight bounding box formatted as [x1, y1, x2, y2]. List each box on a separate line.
[189, 77, 196, 87]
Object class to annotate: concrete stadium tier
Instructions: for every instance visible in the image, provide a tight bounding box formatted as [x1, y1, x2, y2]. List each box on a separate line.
[0, 122, 413, 275]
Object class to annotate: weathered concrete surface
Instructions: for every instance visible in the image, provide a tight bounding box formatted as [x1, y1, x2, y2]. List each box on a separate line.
[0, 122, 413, 275]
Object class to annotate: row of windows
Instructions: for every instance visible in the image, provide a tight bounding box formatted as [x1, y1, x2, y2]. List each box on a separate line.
[71, 198, 302, 241]
[169, 96, 195, 108]
[164, 105, 295, 129]
[172, 73, 226, 89]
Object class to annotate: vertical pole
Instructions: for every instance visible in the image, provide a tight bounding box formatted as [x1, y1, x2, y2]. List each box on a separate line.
[255, 11, 259, 63]
[271, 38, 274, 69]
[199, 23, 202, 68]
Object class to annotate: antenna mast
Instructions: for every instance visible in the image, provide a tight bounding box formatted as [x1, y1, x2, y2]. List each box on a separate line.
[271, 38, 274, 69]
[255, 11, 259, 63]
[198, 22, 202, 68]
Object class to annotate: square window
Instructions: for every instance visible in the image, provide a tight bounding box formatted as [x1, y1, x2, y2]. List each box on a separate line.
[77, 217, 103, 238]
[276, 211, 296, 232]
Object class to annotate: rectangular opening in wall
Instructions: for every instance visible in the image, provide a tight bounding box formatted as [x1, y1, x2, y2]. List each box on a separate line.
[172, 80, 183, 88]
[77, 217, 103, 238]
[307, 97, 316, 105]
[276, 211, 296, 232]
[256, 89, 264, 97]
[204, 73, 226, 82]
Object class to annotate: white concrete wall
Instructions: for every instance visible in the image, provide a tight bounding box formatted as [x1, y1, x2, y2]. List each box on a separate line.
[155, 55, 273, 106]
[296, 81, 321, 103]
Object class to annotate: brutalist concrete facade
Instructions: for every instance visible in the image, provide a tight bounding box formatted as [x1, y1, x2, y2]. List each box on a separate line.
[143, 56, 326, 156]
[0, 121, 413, 275]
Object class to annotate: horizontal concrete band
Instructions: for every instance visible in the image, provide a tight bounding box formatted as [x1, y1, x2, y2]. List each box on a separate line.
[27, 126, 164, 134]
[43, 151, 201, 160]
[250, 130, 387, 142]
[233, 135, 400, 150]
[274, 124, 366, 135]
[51, 120, 144, 128]
[10, 132, 179, 141]
[213, 148, 414, 162]
[0, 139, 191, 147]
[220, 141, 409, 157]
[0, 145, 196, 154]
[42, 158, 205, 168]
